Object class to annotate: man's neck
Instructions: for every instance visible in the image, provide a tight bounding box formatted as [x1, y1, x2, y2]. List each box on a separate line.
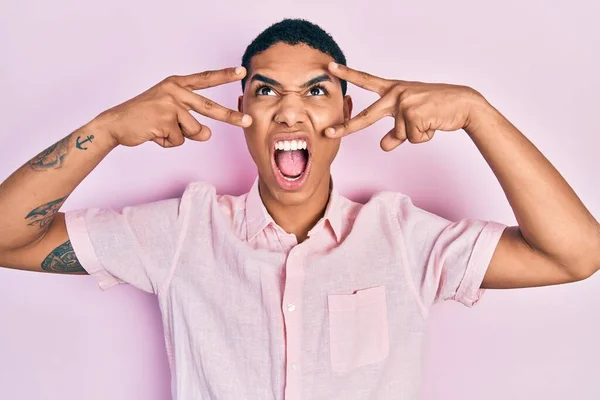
[258, 175, 332, 243]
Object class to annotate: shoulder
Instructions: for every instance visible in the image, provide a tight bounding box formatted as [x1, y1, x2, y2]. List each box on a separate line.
[359, 190, 411, 216]
[181, 181, 247, 219]
[351, 190, 445, 229]
[181, 181, 218, 199]
[333, 190, 411, 234]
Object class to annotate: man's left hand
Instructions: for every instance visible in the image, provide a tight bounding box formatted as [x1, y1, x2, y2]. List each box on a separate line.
[325, 62, 488, 151]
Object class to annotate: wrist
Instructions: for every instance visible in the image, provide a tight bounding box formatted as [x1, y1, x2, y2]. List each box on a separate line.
[463, 90, 499, 137]
[85, 113, 120, 151]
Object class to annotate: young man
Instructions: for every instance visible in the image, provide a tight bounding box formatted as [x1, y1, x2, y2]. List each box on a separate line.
[0, 18, 598, 400]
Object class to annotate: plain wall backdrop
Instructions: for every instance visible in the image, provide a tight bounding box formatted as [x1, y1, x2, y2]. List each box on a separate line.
[1, 0, 598, 399]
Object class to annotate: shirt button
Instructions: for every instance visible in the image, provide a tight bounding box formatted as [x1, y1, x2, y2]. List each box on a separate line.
[287, 303, 296, 312]
[291, 363, 298, 371]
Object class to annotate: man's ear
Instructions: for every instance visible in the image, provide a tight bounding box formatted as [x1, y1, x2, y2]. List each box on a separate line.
[238, 96, 244, 113]
[343, 95, 353, 121]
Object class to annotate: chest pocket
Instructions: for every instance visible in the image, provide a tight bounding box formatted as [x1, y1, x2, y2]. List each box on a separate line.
[327, 285, 390, 373]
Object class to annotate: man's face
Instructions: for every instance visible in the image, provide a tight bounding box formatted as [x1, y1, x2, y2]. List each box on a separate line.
[239, 42, 352, 207]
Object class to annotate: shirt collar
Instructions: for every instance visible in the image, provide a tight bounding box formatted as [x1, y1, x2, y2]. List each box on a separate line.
[245, 177, 274, 242]
[244, 176, 343, 243]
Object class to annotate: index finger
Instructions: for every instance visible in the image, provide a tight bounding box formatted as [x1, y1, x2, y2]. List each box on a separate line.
[325, 96, 391, 138]
[174, 86, 252, 128]
[327, 62, 390, 95]
[176, 66, 247, 91]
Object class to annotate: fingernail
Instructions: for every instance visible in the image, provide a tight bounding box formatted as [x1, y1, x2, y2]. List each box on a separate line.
[326, 127, 336, 136]
[330, 62, 339, 69]
[242, 114, 252, 125]
[235, 67, 244, 75]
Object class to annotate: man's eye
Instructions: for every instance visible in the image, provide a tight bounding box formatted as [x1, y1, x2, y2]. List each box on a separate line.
[309, 86, 328, 96]
[256, 86, 276, 96]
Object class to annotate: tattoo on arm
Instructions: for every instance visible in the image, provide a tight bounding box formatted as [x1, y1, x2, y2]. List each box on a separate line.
[41, 240, 87, 274]
[25, 197, 67, 230]
[75, 135, 94, 150]
[28, 134, 73, 170]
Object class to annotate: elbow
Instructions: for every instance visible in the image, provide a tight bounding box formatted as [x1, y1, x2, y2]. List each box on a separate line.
[567, 255, 599, 282]
[568, 227, 600, 282]
[589, 257, 600, 281]
[584, 230, 600, 280]
[570, 265, 598, 282]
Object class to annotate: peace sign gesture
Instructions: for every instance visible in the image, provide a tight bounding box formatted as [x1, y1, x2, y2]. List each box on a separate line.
[96, 67, 253, 149]
[325, 62, 487, 151]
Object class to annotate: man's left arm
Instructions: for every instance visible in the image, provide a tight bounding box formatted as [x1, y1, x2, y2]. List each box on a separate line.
[325, 62, 600, 289]
[464, 101, 599, 288]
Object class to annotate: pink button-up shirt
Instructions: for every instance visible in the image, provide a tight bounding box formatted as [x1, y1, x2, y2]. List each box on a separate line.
[65, 177, 507, 400]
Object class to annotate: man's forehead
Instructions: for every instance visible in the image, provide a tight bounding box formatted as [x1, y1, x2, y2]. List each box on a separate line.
[248, 43, 335, 81]
[252, 42, 333, 63]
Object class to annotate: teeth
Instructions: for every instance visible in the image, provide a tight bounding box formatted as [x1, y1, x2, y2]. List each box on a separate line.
[275, 139, 307, 151]
[282, 174, 302, 182]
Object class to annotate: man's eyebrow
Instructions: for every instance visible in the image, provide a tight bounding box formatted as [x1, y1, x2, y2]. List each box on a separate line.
[249, 74, 333, 88]
[301, 74, 332, 88]
[250, 74, 282, 87]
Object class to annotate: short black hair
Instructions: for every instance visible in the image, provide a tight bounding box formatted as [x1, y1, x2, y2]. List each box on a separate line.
[241, 18, 347, 96]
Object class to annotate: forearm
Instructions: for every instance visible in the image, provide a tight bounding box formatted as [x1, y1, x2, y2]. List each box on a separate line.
[0, 118, 117, 250]
[465, 99, 600, 274]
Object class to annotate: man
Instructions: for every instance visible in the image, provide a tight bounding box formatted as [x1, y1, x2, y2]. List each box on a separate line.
[0, 18, 598, 400]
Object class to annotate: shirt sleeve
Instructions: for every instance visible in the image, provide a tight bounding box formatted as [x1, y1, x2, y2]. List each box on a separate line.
[64, 196, 185, 294]
[396, 194, 508, 308]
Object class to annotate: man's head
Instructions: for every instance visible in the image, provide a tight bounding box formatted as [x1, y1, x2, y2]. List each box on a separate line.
[238, 19, 353, 209]
[240, 19, 348, 96]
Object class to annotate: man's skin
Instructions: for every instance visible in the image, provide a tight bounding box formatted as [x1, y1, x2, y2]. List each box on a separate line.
[0, 42, 598, 292]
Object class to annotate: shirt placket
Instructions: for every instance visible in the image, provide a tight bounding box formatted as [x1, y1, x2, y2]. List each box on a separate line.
[282, 244, 305, 400]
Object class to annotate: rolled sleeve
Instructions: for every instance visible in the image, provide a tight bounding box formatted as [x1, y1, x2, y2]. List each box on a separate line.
[455, 220, 507, 307]
[63, 195, 187, 294]
[65, 209, 123, 290]
[396, 194, 508, 309]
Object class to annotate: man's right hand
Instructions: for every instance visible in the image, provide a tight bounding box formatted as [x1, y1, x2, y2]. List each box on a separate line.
[94, 67, 252, 148]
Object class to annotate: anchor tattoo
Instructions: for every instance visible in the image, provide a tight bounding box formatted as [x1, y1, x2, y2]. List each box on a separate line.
[76, 135, 94, 150]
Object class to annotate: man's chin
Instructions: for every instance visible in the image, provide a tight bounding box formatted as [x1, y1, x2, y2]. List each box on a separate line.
[259, 170, 322, 208]
[261, 176, 311, 205]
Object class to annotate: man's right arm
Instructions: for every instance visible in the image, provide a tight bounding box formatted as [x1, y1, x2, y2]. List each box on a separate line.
[0, 67, 252, 274]
[0, 122, 117, 273]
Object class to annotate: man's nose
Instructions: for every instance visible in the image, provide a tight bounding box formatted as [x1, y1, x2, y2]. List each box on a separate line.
[273, 94, 307, 127]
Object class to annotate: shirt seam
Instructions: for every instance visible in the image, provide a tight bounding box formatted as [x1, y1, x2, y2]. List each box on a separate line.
[119, 209, 162, 293]
[393, 198, 429, 320]
[158, 192, 193, 296]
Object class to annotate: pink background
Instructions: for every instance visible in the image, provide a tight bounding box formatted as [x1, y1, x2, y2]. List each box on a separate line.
[1, 0, 599, 399]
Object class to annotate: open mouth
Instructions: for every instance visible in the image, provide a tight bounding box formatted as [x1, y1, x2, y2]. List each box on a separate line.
[272, 138, 311, 188]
